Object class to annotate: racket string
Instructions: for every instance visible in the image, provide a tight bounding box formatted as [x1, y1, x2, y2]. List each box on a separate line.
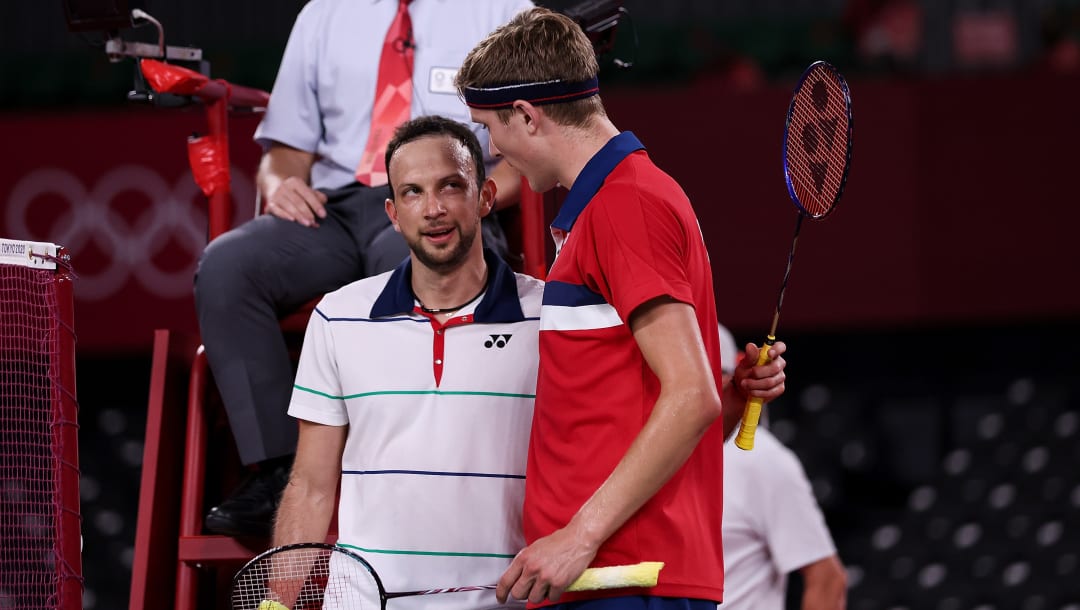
[786, 67, 851, 218]
[232, 546, 383, 610]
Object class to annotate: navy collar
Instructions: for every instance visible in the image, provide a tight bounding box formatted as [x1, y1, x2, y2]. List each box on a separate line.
[551, 131, 645, 232]
[370, 248, 525, 322]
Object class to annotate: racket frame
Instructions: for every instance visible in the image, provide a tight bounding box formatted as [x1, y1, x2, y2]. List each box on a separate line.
[781, 60, 854, 221]
[232, 542, 391, 610]
[735, 60, 854, 451]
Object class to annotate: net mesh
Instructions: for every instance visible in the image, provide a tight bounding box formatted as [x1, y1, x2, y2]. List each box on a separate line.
[0, 262, 78, 609]
[784, 63, 852, 219]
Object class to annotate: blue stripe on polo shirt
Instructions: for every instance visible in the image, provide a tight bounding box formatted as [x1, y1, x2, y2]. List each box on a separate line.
[341, 469, 524, 479]
[315, 308, 427, 323]
[315, 311, 541, 323]
[542, 280, 607, 307]
[294, 386, 535, 400]
[540, 281, 622, 332]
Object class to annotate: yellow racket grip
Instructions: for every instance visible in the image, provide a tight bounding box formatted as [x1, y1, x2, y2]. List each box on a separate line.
[567, 561, 665, 591]
[734, 338, 775, 451]
[258, 601, 289, 610]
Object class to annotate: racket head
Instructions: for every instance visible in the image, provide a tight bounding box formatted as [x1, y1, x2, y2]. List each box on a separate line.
[232, 542, 388, 610]
[782, 60, 853, 220]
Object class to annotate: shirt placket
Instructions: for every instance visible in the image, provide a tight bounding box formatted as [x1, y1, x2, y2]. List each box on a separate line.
[415, 308, 475, 387]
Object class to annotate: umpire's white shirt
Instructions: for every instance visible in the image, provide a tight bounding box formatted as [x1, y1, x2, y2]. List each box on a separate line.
[254, 0, 533, 190]
[721, 428, 838, 609]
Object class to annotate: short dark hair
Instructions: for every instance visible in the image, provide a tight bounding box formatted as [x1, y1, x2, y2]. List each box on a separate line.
[384, 115, 486, 195]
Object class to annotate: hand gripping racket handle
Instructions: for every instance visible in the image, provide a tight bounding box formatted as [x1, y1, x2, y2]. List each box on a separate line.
[734, 337, 775, 451]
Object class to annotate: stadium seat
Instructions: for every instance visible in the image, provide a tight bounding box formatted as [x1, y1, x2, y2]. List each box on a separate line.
[772, 356, 1080, 608]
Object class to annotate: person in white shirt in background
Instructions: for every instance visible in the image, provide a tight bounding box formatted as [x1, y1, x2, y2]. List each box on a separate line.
[719, 324, 848, 610]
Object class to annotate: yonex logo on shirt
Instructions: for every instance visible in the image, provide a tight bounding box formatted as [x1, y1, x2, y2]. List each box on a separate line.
[484, 334, 512, 349]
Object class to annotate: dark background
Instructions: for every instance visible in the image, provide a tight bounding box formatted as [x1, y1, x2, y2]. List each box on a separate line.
[2, 0, 1079, 608]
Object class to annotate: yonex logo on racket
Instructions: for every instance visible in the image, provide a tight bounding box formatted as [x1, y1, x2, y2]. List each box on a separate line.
[802, 80, 841, 195]
[484, 334, 512, 349]
[783, 61, 852, 220]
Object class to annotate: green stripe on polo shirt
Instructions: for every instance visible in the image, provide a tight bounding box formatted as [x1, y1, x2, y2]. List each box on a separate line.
[337, 542, 515, 559]
[294, 385, 535, 400]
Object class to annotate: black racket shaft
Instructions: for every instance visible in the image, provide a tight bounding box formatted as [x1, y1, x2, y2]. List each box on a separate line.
[733, 213, 802, 450]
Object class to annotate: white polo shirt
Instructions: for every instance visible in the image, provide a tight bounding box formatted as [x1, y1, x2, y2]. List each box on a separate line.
[721, 428, 837, 609]
[290, 251, 542, 610]
[255, 0, 534, 190]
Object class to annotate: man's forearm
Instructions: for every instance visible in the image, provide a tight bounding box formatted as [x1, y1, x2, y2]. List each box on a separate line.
[566, 300, 723, 548]
[265, 475, 336, 610]
[272, 478, 336, 548]
[570, 383, 720, 549]
[720, 378, 747, 441]
[800, 555, 847, 610]
[256, 144, 317, 202]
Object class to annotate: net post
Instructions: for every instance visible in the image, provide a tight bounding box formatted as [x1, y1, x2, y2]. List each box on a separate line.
[53, 247, 84, 610]
[0, 239, 82, 608]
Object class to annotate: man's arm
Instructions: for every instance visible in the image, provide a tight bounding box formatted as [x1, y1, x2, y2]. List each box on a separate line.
[497, 297, 722, 604]
[272, 419, 346, 547]
[799, 554, 847, 610]
[256, 142, 328, 228]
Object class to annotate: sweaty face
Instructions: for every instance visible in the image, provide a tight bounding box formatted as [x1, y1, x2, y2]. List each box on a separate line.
[386, 135, 488, 273]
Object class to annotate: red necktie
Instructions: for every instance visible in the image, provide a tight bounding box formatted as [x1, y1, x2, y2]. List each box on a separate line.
[355, 0, 414, 186]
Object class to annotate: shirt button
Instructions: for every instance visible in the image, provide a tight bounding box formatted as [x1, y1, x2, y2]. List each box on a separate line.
[436, 330, 443, 335]
[434, 359, 443, 365]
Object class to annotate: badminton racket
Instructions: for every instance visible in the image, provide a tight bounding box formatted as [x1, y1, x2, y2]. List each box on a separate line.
[734, 60, 854, 450]
[232, 542, 664, 610]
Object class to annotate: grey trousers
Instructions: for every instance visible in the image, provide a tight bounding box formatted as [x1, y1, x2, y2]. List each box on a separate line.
[193, 182, 507, 465]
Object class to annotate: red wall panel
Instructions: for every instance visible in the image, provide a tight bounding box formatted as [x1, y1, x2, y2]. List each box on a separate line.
[2, 74, 1077, 353]
[603, 73, 1080, 333]
[0, 107, 263, 352]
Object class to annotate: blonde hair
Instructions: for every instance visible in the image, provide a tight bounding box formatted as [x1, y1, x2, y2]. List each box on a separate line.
[456, 7, 606, 127]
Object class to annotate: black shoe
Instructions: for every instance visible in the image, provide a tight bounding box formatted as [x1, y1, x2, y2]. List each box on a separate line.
[204, 459, 292, 537]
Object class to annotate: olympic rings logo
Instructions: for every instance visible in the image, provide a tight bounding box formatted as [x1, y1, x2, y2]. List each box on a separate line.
[5, 165, 255, 301]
